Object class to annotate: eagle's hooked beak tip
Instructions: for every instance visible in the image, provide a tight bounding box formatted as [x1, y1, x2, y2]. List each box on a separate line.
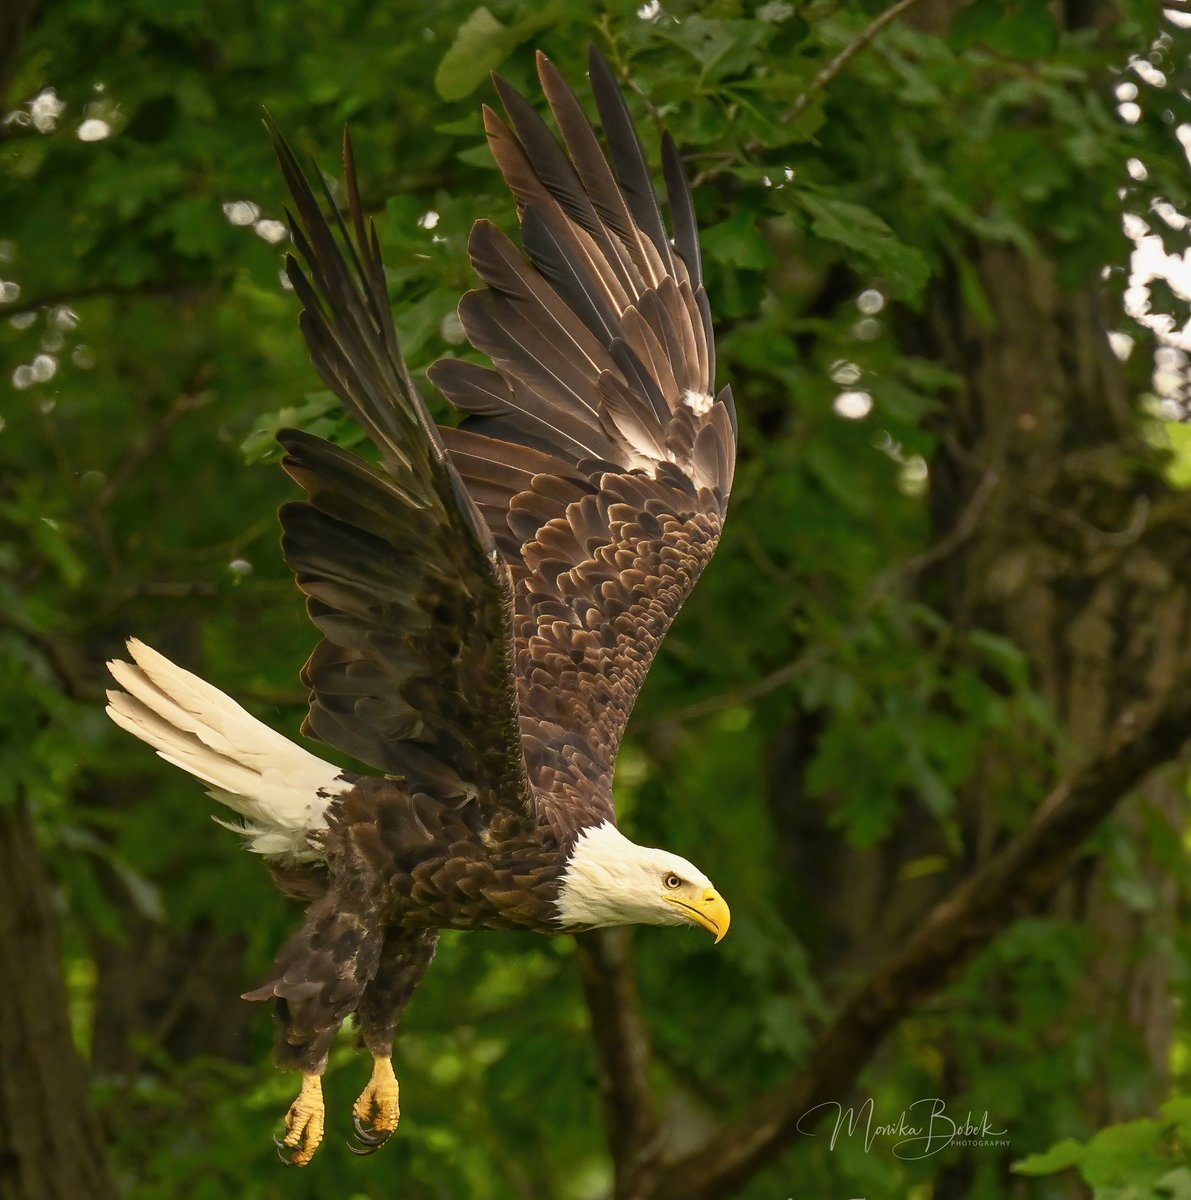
[705, 886, 731, 943]
[674, 886, 730, 943]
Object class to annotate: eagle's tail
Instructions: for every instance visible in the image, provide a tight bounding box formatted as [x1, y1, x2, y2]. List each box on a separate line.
[105, 638, 351, 860]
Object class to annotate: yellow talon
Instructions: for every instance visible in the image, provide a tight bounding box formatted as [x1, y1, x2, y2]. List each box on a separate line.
[350, 1056, 400, 1152]
[277, 1072, 325, 1167]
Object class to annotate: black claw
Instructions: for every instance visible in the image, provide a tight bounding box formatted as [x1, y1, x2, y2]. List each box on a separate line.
[273, 1134, 297, 1166]
[351, 1113, 392, 1147]
[348, 1137, 380, 1156]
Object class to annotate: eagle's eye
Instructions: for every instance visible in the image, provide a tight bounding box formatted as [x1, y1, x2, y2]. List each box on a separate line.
[664, 873, 683, 890]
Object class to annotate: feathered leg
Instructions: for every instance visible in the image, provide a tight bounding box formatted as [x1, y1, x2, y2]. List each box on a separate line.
[245, 852, 387, 1166]
[348, 927, 439, 1154]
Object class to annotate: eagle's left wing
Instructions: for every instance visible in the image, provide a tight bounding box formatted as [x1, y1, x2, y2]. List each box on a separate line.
[429, 50, 737, 836]
[270, 126, 529, 809]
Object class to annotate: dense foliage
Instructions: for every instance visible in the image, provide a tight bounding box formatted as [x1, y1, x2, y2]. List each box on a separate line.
[4, 1, 1191, 1197]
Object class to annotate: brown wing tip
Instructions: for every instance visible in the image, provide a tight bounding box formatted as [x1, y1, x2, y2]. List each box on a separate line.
[468, 217, 500, 250]
[587, 42, 613, 81]
[424, 357, 453, 390]
[482, 103, 509, 139]
[536, 50, 566, 93]
[340, 127, 356, 183]
[490, 71, 520, 109]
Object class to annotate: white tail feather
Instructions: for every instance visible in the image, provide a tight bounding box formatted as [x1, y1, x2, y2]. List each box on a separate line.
[105, 639, 350, 861]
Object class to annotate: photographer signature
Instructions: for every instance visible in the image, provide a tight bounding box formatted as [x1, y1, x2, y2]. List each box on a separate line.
[795, 1096, 1009, 1160]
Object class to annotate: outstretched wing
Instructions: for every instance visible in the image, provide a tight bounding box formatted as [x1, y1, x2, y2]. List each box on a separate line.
[428, 49, 736, 836]
[270, 124, 527, 810]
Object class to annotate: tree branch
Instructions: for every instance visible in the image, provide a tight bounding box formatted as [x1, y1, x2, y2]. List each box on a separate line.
[575, 929, 663, 1199]
[785, 0, 935, 124]
[654, 690, 1191, 1200]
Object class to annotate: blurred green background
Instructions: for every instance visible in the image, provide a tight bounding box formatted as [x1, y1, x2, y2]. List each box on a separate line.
[5, 1, 1191, 1197]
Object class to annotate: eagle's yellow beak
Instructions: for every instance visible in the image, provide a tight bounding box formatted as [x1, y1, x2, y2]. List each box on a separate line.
[666, 886, 731, 943]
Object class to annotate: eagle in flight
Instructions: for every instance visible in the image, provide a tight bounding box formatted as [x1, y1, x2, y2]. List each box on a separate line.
[106, 46, 736, 1167]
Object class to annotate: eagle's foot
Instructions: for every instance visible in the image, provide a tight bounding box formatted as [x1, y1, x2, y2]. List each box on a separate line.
[275, 1072, 325, 1167]
[348, 1055, 400, 1155]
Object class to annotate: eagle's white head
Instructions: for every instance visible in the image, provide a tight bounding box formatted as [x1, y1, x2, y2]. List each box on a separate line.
[554, 820, 730, 941]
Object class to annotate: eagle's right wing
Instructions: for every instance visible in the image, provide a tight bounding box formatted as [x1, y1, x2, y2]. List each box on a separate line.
[429, 50, 736, 838]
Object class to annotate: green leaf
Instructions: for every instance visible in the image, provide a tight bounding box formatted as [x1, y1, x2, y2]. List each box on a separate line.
[434, 4, 563, 102]
[434, 7, 512, 102]
[1081, 1119, 1169, 1188]
[701, 209, 775, 270]
[797, 191, 930, 298]
[1160, 1096, 1191, 1141]
[1012, 1138, 1085, 1176]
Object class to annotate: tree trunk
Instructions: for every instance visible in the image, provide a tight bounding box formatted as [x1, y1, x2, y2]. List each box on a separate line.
[0, 798, 114, 1200]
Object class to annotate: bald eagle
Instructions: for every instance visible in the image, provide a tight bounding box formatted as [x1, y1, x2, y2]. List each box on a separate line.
[105, 46, 735, 1166]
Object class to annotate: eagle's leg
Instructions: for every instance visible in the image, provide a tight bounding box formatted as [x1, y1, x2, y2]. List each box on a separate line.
[246, 854, 388, 1166]
[276, 1071, 325, 1167]
[348, 927, 439, 1155]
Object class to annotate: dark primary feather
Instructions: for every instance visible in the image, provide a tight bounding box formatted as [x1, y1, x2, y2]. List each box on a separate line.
[430, 48, 736, 835]
[267, 120, 528, 813]
[586, 45, 677, 282]
[662, 132, 702, 287]
[536, 52, 665, 292]
[487, 77, 640, 301]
